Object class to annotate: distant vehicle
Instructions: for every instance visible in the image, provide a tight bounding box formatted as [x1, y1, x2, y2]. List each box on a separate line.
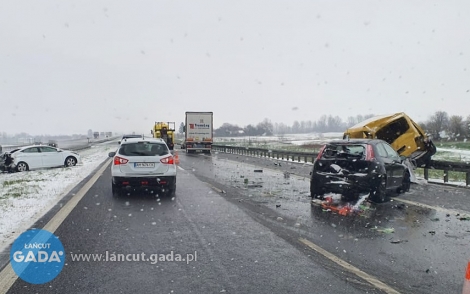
[343, 112, 436, 167]
[118, 134, 142, 144]
[108, 137, 176, 197]
[185, 112, 213, 154]
[310, 139, 411, 203]
[151, 122, 175, 150]
[93, 132, 99, 139]
[48, 140, 58, 148]
[4, 145, 80, 172]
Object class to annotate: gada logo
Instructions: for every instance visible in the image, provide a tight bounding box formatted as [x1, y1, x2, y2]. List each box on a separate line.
[10, 229, 65, 284]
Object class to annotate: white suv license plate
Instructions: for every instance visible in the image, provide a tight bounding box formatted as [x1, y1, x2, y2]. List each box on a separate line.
[134, 162, 155, 168]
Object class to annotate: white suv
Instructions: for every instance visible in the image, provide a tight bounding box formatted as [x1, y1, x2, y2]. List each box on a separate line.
[108, 137, 177, 197]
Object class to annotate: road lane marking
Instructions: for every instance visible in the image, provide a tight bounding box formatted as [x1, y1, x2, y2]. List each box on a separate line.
[299, 238, 401, 294]
[177, 166, 185, 171]
[0, 160, 112, 294]
[392, 198, 469, 215]
[203, 182, 224, 193]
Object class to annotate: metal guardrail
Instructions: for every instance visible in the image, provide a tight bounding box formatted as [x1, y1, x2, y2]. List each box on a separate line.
[212, 144, 470, 187]
[1, 137, 119, 153]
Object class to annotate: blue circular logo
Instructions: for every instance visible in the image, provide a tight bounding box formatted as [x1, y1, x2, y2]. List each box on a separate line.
[10, 229, 65, 284]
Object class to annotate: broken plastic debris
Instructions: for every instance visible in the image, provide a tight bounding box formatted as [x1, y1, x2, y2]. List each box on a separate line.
[376, 228, 395, 234]
[254, 169, 263, 173]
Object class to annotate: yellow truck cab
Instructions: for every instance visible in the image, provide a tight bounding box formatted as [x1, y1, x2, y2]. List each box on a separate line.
[343, 113, 436, 167]
[151, 122, 176, 150]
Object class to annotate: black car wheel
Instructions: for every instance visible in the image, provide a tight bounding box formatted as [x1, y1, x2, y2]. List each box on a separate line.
[167, 180, 176, 198]
[397, 171, 411, 194]
[370, 176, 387, 203]
[112, 183, 121, 198]
[16, 162, 29, 172]
[64, 156, 77, 167]
[310, 183, 324, 199]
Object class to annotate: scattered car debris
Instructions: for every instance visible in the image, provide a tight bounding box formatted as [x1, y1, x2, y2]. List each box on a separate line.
[247, 184, 263, 188]
[254, 169, 263, 173]
[376, 228, 395, 234]
[276, 204, 281, 208]
[390, 239, 407, 244]
[395, 203, 406, 210]
[459, 215, 470, 221]
[429, 231, 436, 235]
[430, 217, 440, 222]
[311, 193, 374, 217]
[283, 171, 290, 179]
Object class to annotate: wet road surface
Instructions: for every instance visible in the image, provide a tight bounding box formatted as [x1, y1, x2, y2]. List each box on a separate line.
[181, 150, 470, 294]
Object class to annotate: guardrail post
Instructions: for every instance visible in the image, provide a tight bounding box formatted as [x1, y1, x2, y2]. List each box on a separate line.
[424, 168, 429, 180]
[467, 172, 470, 186]
[444, 169, 449, 183]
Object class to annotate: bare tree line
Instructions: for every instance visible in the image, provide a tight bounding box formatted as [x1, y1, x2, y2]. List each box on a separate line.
[215, 112, 470, 141]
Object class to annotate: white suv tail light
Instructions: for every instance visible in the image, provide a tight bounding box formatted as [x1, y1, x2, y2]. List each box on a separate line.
[160, 156, 174, 164]
[114, 156, 129, 165]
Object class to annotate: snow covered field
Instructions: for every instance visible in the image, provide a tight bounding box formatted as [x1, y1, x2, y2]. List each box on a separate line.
[0, 144, 114, 252]
[434, 148, 470, 162]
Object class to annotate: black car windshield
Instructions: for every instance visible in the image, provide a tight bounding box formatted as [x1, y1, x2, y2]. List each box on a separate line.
[322, 144, 365, 159]
[119, 142, 168, 156]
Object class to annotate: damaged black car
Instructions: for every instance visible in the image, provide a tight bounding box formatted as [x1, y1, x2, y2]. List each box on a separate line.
[0, 150, 16, 173]
[310, 139, 411, 203]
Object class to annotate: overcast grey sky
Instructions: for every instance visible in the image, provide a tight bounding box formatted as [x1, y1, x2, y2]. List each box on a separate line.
[1, 1, 469, 135]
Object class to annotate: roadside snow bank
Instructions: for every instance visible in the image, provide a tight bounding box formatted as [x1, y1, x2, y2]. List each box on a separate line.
[0, 145, 113, 252]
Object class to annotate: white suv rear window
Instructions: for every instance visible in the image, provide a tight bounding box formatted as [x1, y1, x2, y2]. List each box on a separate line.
[119, 142, 168, 156]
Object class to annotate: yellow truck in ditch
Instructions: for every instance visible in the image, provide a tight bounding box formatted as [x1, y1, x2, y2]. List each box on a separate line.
[343, 112, 436, 167]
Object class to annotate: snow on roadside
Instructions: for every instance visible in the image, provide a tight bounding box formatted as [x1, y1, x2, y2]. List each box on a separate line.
[0, 144, 113, 253]
[434, 148, 470, 162]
